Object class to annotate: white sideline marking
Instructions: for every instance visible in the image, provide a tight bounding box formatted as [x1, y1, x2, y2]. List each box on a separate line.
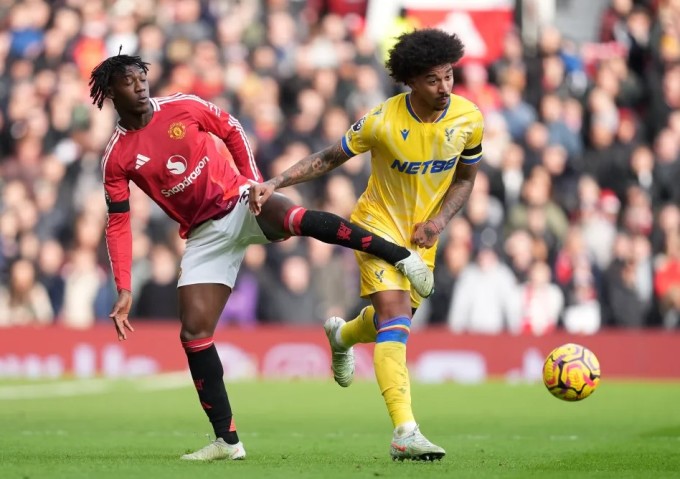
[0, 373, 192, 400]
[0, 380, 111, 400]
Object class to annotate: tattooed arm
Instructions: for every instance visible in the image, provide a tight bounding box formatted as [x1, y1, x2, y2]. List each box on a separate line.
[248, 140, 350, 214]
[270, 141, 349, 189]
[411, 162, 479, 249]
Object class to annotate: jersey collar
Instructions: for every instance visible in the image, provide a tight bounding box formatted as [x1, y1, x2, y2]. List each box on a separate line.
[116, 99, 158, 133]
[405, 93, 449, 123]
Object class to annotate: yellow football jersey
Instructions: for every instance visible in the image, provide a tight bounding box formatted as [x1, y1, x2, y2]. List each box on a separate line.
[342, 92, 484, 247]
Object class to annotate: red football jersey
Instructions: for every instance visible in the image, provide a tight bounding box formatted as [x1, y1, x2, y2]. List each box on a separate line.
[102, 93, 261, 292]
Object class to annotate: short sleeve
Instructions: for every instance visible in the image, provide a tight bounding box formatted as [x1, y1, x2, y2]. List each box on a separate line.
[340, 104, 383, 157]
[460, 108, 485, 165]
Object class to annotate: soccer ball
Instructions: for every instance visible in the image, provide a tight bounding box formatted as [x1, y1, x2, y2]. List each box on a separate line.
[542, 343, 601, 401]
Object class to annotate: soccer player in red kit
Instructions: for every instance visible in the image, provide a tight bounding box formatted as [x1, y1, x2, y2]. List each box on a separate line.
[89, 54, 434, 461]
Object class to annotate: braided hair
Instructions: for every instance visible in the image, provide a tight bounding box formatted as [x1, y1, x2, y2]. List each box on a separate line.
[89, 53, 149, 110]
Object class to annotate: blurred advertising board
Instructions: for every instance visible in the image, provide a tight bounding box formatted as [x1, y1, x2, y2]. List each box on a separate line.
[0, 324, 677, 382]
[366, 0, 516, 65]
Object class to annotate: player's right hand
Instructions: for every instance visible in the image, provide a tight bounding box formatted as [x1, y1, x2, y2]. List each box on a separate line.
[411, 221, 441, 249]
[109, 289, 134, 341]
[248, 180, 276, 215]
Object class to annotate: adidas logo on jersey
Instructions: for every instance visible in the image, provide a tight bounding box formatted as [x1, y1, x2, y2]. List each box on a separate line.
[135, 154, 151, 169]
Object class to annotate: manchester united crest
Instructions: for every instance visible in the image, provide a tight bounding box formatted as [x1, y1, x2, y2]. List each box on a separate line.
[168, 122, 186, 140]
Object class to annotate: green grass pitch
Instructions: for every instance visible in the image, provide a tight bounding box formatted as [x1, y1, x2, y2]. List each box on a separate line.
[1, 377, 679, 479]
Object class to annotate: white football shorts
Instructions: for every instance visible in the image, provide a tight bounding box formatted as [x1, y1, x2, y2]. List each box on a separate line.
[178, 184, 269, 288]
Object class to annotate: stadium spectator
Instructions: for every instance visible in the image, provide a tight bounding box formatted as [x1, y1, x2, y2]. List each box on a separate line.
[499, 142, 526, 210]
[622, 184, 655, 236]
[489, 30, 527, 87]
[134, 243, 180, 320]
[654, 231, 680, 328]
[540, 144, 579, 215]
[599, 0, 634, 43]
[36, 239, 66, 318]
[652, 203, 680, 254]
[448, 245, 521, 334]
[522, 121, 550, 172]
[453, 62, 501, 115]
[539, 94, 583, 159]
[308, 239, 360, 321]
[629, 145, 658, 202]
[504, 228, 536, 283]
[556, 226, 602, 334]
[479, 112, 511, 169]
[517, 260, 564, 335]
[218, 244, 264, 328]
[428, 217, 473, 325]
[464, 187, 504, 253]
[579, 183, 620, 271]
[259, 254, 320, 323]
[0, 258, 53, 326]
[60, 247, 109, 329]
[498, 84, 537, 142]
[506, 165, 570, 243]
[651, 127, 680, 205]
[603, 232, 652, 327]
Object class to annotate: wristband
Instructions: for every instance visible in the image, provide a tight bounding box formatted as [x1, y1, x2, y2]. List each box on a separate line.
[426, 220, 442, 234]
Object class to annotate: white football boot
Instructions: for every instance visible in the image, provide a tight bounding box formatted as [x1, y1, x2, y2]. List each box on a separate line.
[390, 425, 445, 462]
[180, 438, 246, 461]
[324, 316, 355, 387]
[394, 250, 434, 298]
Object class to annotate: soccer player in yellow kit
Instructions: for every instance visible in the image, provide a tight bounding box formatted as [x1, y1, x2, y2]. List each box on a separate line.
[250, 28, 484, 461]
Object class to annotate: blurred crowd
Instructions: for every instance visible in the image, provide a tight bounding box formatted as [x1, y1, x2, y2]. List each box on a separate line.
[0, 0, 678, 334]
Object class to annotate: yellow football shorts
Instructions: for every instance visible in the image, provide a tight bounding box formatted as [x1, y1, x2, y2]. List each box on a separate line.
[354, 239, 436, 309]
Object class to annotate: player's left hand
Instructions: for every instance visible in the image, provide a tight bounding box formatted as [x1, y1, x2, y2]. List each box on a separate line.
[248, 180, 276, 215]
[411, 220, 442, 249]
[109, 289, 134, 341]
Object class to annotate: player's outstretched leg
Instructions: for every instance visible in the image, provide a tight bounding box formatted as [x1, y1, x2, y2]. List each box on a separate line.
[390, 425, 446, 462]
[290, 208, 434, 297]
[255, 197, 434, 297]
[324, 316, 355, 387]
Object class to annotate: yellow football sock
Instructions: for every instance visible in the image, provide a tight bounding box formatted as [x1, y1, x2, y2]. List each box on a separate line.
[374, 318, 415, 428]
[340, 306, 377, 347]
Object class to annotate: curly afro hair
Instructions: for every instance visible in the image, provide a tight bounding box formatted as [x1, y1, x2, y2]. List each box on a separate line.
[386, 28, 465, 84]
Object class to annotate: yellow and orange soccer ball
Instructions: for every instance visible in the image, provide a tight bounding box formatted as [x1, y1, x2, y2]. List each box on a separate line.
[542, 343, 601, 401]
